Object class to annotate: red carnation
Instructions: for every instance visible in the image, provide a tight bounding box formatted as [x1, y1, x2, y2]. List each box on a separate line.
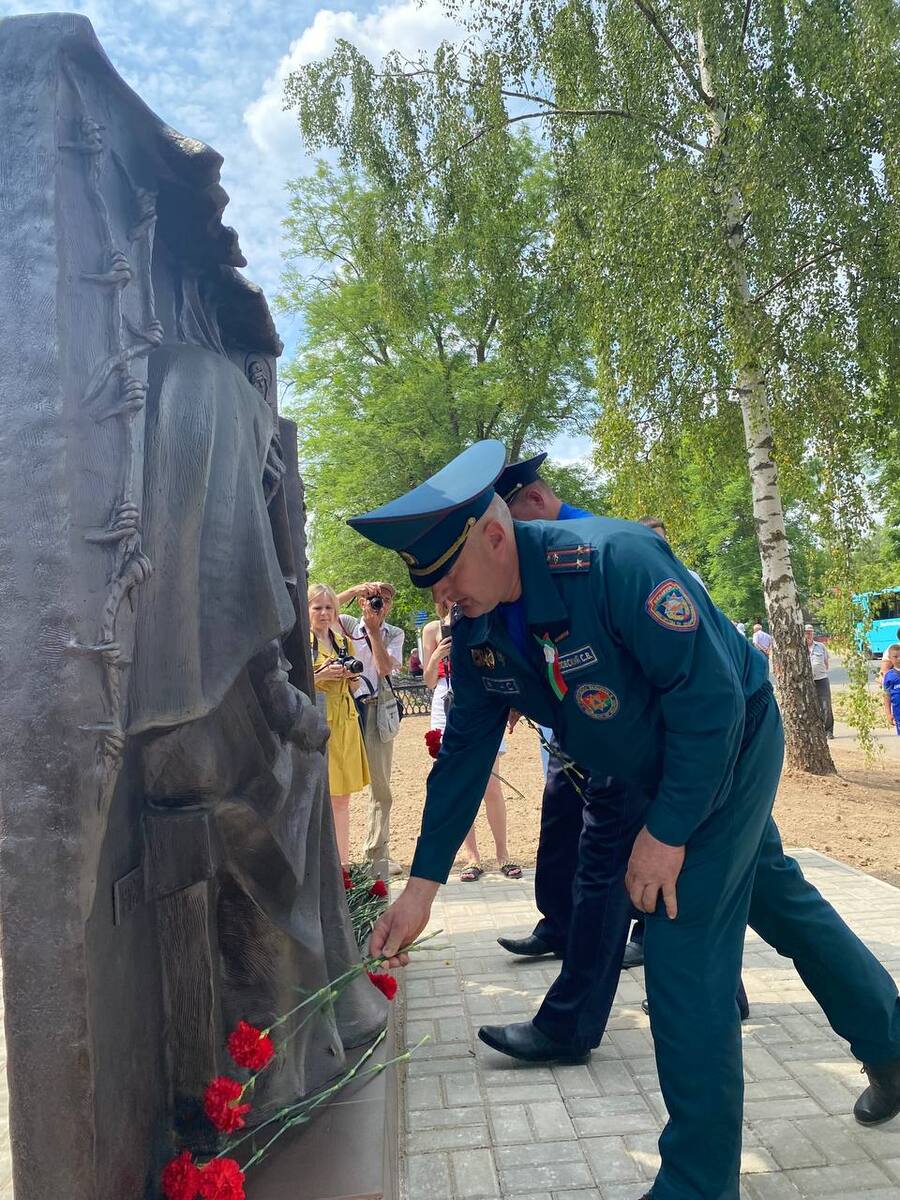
[342, 867, 353, 890]
[227, 1020, 275, 1072]
[162, 1151, 201, 1200]
[197, 1157, 245, 1200]
[368, 971, 398, 1001]
[203, 1076, 251, 1133]
[369, 878, 388, 899]
[424, 728, 442, 759]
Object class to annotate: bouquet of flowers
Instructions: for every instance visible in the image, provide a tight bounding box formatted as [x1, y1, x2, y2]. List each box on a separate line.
[424, 728, 443, 758]
[343, 860, 390, 948]
[159, 922, 437, 1199]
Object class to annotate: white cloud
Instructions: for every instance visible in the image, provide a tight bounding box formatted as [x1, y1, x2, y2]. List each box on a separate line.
[548, 433, 595, 468]
[236, 0, 467, 355]
[244, 0, 463, 160]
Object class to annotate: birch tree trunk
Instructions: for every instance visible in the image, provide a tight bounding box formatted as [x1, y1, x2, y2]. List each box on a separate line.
[697, 27, 834, 774]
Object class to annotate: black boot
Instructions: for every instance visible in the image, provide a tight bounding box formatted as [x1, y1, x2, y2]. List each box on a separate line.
[478, 1021, 589, 1065]
[621, 940, 645, 969]
[854, 1057, 900, 1125]
[496, 933, 561, 958]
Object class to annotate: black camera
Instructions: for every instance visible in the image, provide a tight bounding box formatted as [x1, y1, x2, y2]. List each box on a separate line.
[335, 653, 365, 675]
[367, 594, 384, 612]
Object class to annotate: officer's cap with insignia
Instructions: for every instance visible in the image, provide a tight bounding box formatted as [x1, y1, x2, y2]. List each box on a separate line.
[495, 452, 548, 505]
[347, 440, 507, 588]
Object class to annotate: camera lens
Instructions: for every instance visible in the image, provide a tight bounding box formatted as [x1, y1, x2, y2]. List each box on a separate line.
[368, 595, 384, 611]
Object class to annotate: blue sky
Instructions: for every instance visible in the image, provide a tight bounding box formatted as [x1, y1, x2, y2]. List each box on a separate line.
[1, 0, 591, 464]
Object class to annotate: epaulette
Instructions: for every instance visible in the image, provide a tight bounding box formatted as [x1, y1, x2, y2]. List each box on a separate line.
[546, 544, 593, 573]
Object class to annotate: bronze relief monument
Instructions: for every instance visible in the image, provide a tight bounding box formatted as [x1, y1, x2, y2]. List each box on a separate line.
[0, 13, 385, 1198]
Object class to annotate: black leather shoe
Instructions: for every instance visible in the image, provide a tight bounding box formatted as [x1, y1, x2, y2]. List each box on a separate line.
[854, 1057, 900, 1125]
[621, 940, 645, 969]
[496, 934, 560, 958]
[478, 1021, 589, 1064]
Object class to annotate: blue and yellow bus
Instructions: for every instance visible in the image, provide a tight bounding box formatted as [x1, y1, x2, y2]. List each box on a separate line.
[854, 588, 900, 657]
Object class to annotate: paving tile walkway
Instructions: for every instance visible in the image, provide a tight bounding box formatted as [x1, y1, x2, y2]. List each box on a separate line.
[400, 851, 900, 1200]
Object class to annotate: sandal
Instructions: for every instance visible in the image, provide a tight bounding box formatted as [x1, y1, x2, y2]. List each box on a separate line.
[460, 863, 484, 882]
[500, 862, 522, 879]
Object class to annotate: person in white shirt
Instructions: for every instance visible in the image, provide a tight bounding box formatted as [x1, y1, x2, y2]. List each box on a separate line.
[735, 621, 747, 637]
[805, 624, 833, 738]
[337, 582, 405, 876]
[752, 623, 773, 657]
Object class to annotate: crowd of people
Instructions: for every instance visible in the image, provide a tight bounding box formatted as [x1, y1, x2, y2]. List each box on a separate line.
[308, 578, 522, 881]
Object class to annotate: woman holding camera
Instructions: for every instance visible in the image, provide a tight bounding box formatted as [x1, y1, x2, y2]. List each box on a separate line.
[423, 602, 521, 882]
[308, 583, 370, 866]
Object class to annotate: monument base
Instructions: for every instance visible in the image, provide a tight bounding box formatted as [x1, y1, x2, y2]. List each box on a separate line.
[246, 1017, 401, 1200]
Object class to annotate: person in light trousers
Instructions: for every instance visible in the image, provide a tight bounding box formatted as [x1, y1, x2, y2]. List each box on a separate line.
[805, 624, 834, 738]
[338, 582, 405, 876]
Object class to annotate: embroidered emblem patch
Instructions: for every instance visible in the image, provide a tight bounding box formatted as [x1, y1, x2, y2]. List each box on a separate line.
[645, 579, 699, 632]
[558, 645, 599, 676]
[575, 683, 619, 720]
[483, 677, 520, 695]
[471, 647, 496, 670]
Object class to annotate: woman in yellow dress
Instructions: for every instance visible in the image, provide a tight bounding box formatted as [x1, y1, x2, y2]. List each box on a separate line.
[308, 583, 370, 865]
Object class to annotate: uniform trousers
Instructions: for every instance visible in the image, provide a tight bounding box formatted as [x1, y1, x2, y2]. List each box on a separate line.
[360, 702, 396, 864]
[532, 767, 649, 1050]
[529, 760, 746, 1052]
[645, 689, 900, 1200]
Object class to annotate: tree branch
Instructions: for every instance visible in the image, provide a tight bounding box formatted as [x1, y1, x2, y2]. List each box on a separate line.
[376, 64, 558, 111]
[752, 244, 843, 306]
[483, 396, 506, 438]
[475, 311, 499, 363]
[738, 0, 753, 52]
[309, 216, 360, 278]
[632, 0, 716, 108]
[454, 106, 706, 155]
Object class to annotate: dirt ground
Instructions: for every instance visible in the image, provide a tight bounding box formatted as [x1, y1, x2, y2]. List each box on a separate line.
[347, 716, 900, 888]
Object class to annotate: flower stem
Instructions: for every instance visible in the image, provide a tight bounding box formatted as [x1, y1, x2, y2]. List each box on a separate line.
[239, 1031, 390, 1168]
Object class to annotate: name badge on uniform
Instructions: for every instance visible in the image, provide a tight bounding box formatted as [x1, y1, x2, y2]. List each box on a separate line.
[471, 647, 496, 670]
[558, 645, 598, 676]
[483, 677, 520, 695]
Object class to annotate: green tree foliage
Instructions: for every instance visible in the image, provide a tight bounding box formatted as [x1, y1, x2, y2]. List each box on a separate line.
[285, 0, 900, 770]
[278, 153, 594, 629]
[598, 419, 828, 621]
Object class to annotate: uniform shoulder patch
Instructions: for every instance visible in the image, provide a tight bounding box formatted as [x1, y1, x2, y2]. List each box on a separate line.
[645, 579, 699, 631]
[546, 544, 593, 573]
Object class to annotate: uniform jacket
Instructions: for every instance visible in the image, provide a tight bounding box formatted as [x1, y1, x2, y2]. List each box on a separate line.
[412, 516, 768, 882]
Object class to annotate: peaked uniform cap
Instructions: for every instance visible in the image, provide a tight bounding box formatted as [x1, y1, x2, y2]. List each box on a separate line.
[347, 440, 507, 588]
[495, 452, 548, 504]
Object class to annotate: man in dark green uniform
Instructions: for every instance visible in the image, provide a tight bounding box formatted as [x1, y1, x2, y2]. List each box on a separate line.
[351, 441, 900, 1200]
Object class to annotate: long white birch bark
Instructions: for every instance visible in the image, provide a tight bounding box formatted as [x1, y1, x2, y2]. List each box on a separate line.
[696, 25, 834, 773]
